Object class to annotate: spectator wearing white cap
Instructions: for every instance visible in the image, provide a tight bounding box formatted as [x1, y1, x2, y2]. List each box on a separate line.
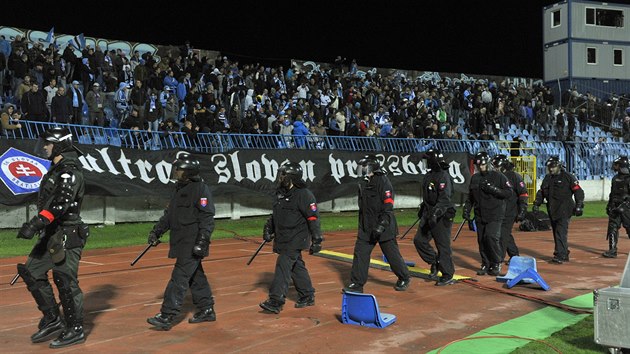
[86, 82, 105, 126]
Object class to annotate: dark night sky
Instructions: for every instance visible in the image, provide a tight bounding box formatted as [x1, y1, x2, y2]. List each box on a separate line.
[4, 0, 630, 78]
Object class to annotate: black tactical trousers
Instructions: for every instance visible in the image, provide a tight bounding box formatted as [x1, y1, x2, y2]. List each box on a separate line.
[269, 249, 314, 304]
[550, 217, 570, 259]
[413, 217, 455, 278]
[25, 247, 83, 317]
[476, 219, 502, 267]
[161, 256, 214, 315]
[499, 216, 520, 260]
[350, 238, 410, 286]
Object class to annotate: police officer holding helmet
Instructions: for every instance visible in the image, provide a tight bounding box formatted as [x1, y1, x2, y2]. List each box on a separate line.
[146, 152, 216, 330]
[463, 151, 513, 276]
[602, 156, 630, 258]
[414, 149, 457, 286]
[16, 127, 89, 348]
[259, 162, 323, 314]
[344, 154, 411, 293]
[491, 154, 528, 263]
[533, 156, 584, 264]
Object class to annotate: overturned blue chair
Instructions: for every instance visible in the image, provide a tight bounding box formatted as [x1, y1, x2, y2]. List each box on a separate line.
[496, 256, 550, 291]
[341, 292, 396, 328]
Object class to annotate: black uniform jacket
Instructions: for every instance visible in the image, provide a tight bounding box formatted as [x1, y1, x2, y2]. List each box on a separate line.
[535, 171, 584, 220]
[153, 177, 215, 258]
[466, 170, 512, 223]
[358, 173, 397, 242]
[271, 186, 320, 252]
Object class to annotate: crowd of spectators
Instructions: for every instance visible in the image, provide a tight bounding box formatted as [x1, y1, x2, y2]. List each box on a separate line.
[2, 33, 630, 146]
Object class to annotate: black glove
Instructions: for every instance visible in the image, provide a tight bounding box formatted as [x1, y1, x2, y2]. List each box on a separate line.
[263, 217, 274, 242]
[17, 215, 48, 240]
[516, 210, 526, 222]
[192, 235, 210, 258]
[532, 204, 540, 213]
[481, 181, 501, 196]
[462, 209, 471, 221]
[309, 234, 323, 254]
[573, 206, 583, 217]
[428, 209, 444, 228]
[148, 231, 160, 246]
[374, 223, 386, 238]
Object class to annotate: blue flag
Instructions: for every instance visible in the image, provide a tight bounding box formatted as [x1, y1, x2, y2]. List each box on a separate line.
[45, 27, 55, 44]
[68, 33, 85, 50]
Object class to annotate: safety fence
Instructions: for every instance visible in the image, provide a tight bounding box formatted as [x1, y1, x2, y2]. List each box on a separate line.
[2, 120, 628, 180]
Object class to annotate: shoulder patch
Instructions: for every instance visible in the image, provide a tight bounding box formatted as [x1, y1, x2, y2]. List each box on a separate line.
[519, 181, 525, 188]
[439, 182, 446, 190]
[310, 203, 317, 211]
[385, 190, 392, 197]
[200, 198, 208, 207]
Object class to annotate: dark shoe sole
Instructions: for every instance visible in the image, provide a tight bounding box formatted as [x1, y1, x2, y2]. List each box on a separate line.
[259, 302, 283, 314]
[294, 300, 315, 308]
[188, 315, 216, 323]
[342, 288, 363, 294]
[49, 335, 85, 349]
[435, 279, 457, 286]
[31, 320, 65, 343]
[147, 318, 173, 331]
[602, 252, 617, 258]
[476, 270, 488, 276]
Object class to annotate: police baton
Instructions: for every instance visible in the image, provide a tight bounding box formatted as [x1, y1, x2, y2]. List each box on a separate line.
[452, 219, 467, 242]
[398, 217, 420, 240]
[131, 241, 159, 266]
[247, 240, 268, 266]
[9, 273, 20, 286]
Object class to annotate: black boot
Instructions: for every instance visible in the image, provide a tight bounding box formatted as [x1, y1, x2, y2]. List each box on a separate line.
[49, 325, 85, 349]
[602, 234, 618, 258]
[147, 313, 175, 330]
[294, 295, 315, 308]
[342, 283, 364, 293]
[31, 309, 65, 343]
[429, 263, 439, 280]
[476, 264, 488, 275]
[394, 278, 411, 291]
[188, 307, 216, 323]
[259, 298, 284, 314]
[488, 264, 502, 276]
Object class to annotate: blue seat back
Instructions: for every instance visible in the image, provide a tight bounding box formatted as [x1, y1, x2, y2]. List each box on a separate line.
[341, 292, 396, 328]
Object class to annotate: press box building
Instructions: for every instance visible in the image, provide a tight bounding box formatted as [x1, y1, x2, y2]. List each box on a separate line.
[543, 0, 630, 101]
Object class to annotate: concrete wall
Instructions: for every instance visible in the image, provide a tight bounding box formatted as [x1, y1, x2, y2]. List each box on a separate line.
[0, 179, 609, 228]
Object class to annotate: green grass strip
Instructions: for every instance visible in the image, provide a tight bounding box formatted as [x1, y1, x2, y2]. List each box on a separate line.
[427, 293, 608, 354]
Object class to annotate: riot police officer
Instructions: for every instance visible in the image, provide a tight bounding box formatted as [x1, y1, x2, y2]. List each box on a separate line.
[344, 154, 411, 293]
[16, 127, 89, 348]
[491, 154, 528, 263]
[414, 149, 457, 286]
[533, 156, 585, 264]
[602, 156, 630, 258]
[463, 152, 513, 276]
[259, 162, 323, 314]
[147, 152, 216, 330]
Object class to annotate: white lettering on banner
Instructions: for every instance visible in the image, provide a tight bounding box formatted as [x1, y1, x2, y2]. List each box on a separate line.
[118, 150, 136, 180]
[134, 160, 155, 184]
[448, 161, 465, 184]
[329, 154, 346, 183]
[300, 160, 316, 182]
[229, 151, 244, 182]
[155, 161, 172, 184]
[96, 147, 120, 175]
[79, 155, 105, 173]
[212, 154, 230, 183]
[245, 160, 261, 183]
[261, 154, 279, 182]
[345, 160, 359, 179]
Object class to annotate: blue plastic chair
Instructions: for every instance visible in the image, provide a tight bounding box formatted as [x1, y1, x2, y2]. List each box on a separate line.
[496, 256, 537, 284]
[341, 292, 396, 329]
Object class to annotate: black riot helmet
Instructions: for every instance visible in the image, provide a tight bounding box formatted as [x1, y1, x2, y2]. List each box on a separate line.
[172, 152, 200, 181]
[491, 154, 513, 171]
[613, 156, 630, 174]
[423, 148, 449, 171]
[36, 127, 77, 160]
[473, 151, 491, 175]
[545, 155, 562, 175]
[357, 154, 382, 178]
[277, 161, 305, 190]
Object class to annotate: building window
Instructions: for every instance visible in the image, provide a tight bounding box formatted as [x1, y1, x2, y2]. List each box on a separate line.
[587, 47, 597, 64]
[586, 7, 624, 27]
[614, 49, 623, 66]
[552, 10, 561, 28]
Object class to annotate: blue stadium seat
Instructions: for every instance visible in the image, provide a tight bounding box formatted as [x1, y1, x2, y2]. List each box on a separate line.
[341, 292, 396, 328]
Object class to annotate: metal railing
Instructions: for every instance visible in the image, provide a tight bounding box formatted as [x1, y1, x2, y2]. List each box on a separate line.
[3, 120, 629, 180]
